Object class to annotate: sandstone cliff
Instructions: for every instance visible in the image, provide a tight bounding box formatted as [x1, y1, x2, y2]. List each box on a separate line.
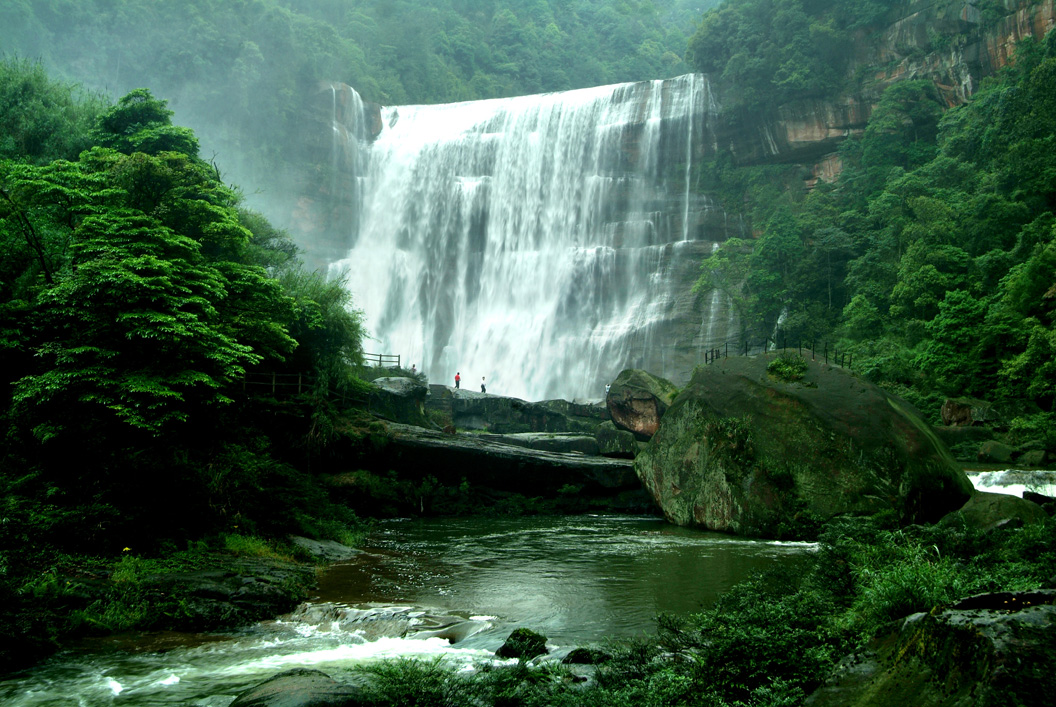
[714, 0, 1055, 180]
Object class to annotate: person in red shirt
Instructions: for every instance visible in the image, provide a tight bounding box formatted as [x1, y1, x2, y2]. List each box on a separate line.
[455, 372, 461, 388]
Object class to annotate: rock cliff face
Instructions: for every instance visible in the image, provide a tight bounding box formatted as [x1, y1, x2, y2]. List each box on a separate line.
[717, 0, 1056, 175]
[289, 82, 384, 265]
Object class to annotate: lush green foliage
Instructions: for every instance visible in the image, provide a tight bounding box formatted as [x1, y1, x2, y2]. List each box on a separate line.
[686, 0, 891, 114]
[694, 13, 1056, 429]
[0, 58, 106, 163]
[0, 61, 376, 670]
[2, 0, 709, 105]
[766, 354, 808, 382]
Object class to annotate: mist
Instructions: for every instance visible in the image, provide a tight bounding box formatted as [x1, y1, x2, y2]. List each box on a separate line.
[0, 0, 718, 261]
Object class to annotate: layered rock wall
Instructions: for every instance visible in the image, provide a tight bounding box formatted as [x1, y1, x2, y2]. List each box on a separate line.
[718, 0, 1055, 176]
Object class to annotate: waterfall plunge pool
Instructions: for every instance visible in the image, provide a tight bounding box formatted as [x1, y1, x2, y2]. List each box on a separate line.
[1, 515, 815, 706]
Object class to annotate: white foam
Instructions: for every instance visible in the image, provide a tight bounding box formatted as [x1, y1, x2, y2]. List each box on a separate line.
[967, 469, 1056, 498]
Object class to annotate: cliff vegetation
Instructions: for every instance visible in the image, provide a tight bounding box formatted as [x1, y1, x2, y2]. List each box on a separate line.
[690, 1, 1056, 442]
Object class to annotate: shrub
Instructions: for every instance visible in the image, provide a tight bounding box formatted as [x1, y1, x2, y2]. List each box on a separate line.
[767, 354, 809, 382]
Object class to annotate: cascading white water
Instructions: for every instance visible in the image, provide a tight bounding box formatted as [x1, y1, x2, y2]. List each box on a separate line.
[332, 74, 720, 401]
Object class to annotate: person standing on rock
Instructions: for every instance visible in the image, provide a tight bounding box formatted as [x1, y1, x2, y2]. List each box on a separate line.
[481, 376, 486, 394]
[455, 372, 461, 389]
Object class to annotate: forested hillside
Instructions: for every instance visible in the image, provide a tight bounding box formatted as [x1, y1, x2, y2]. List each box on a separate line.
[688, 0, 1056, 445]
[0, 0, 717, 227]
[0, 60, 383, 666]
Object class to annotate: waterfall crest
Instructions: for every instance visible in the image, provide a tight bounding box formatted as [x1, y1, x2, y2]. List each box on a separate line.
[332, 74, 729, 401]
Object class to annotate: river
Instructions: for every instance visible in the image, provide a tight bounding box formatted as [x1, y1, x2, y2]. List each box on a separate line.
[0, 515, 813, 706]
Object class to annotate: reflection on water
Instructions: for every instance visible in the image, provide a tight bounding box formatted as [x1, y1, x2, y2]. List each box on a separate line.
[320, 515, 814, 645]
[0, 515, 813, 706]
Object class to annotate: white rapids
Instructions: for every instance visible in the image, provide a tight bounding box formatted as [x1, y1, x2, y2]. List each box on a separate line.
[967, 469, 1056, 498]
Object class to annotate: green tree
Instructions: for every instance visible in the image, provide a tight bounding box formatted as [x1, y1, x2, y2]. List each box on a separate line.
[695, 237, 755, 338]
[914, 290, 987, 395]
[279, 267, 365, 390]
[93, 88, 199, 158]
[861, 81, 944, 190]
[0, 58, 106, 163]
[13, 209, 262, 439]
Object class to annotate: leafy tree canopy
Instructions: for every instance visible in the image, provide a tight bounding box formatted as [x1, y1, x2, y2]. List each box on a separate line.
[0, 68, 369, 554]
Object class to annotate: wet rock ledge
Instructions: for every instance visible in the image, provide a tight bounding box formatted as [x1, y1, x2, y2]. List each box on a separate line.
[382, 422, 638, 496]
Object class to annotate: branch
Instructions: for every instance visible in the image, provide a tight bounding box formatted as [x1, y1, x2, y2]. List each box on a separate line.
[0, 186, 54, 284]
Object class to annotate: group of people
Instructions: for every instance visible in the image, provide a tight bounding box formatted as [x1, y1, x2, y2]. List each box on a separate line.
[453, 371, 486, 393]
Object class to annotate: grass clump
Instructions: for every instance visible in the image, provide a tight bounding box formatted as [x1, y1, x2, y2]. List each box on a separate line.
[221, 533, 294, 561]
[767, 354, 809, 382]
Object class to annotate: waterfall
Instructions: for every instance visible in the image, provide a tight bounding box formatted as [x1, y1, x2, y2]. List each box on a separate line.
[332, 74, 721, 401]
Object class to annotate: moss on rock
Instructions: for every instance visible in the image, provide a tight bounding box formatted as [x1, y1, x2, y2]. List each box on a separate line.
[635, 355, 974, 537]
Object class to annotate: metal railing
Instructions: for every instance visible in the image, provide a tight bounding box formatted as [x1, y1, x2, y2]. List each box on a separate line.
[242, 372, 313, 395]
[241, 372, 368, 405]
[700, 337, 853, 368]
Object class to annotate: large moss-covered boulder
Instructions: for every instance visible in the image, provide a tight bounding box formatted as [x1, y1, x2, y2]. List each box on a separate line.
[940, 491, 1048, 532]
[607, 369, 680, 440]
[806, 592, 1056, 707]
[635, 355, 974, 536]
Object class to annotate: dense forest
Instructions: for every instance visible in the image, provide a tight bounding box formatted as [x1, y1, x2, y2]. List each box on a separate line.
[0, 58, 382, 666]
[687, 0, 1056, 449]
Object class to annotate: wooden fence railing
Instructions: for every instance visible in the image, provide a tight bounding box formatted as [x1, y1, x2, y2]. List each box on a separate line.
[363, 352, 401, 368]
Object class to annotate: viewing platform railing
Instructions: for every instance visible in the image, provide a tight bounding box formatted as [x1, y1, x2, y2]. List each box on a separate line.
[700, 337, 853, 369]
[241, 372, 368, 406]
[363, 352, 401, 368]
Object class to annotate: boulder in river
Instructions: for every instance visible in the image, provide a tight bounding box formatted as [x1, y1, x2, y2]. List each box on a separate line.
[977, 439, 1016, 464]
[496, 628, 549, 660]
[939, 490, 1048, 532]
[607, 369, 680, 440]
[230, 668, 367, 707]
[635, 355, 974, 536]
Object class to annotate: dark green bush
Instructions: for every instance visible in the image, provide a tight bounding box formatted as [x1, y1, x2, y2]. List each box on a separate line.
[767, 354, 809, 382]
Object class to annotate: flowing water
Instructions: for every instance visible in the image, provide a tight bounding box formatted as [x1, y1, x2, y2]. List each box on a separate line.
[331, 75, 731, 401]
[967, 469, 1056, 497]
[1, 515, 813, 706]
